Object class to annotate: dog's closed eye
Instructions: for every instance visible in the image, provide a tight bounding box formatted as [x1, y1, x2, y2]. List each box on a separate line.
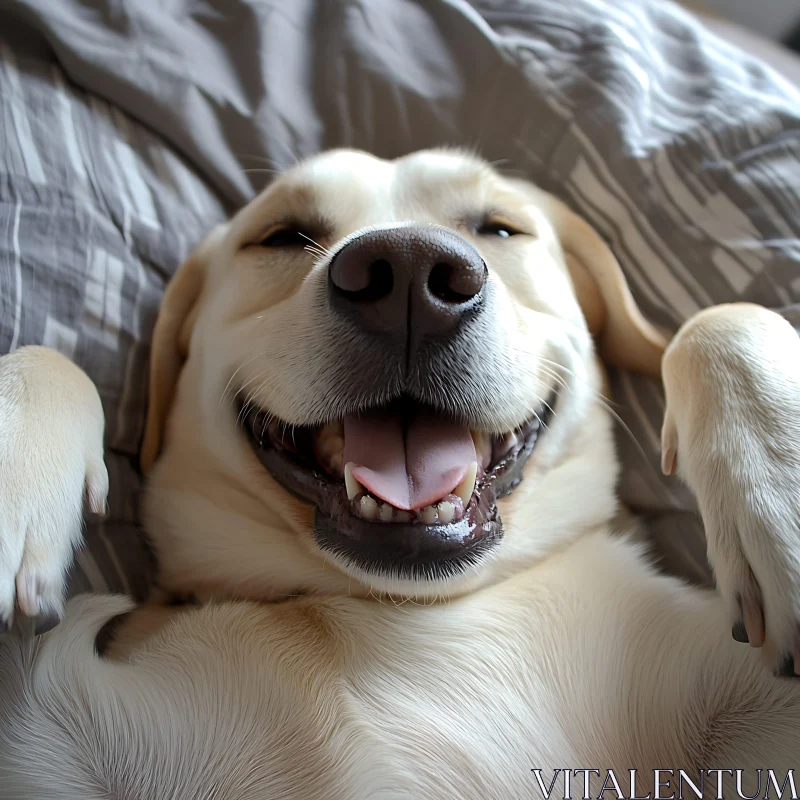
[472, 213, 531, 239]
[477, 222, 519, 238]
[261, 228, 309, 247]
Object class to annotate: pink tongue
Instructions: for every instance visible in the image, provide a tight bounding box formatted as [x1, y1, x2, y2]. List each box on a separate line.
[344, 409, 475, 511]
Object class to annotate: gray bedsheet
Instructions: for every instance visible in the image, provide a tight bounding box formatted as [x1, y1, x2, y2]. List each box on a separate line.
[2, 0, 800, 597]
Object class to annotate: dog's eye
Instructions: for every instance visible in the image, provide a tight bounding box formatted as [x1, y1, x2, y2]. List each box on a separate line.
[476, 222, 520, 238]
[260, 228, 308, 247]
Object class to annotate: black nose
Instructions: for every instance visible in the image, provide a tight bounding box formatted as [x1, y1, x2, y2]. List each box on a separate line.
[328, 225, 487, 348]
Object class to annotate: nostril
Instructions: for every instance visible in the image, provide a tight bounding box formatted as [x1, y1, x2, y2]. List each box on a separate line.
[361, 259, 394, 302]
[428, 262, 484, 304]
[331, 257, 394, 303]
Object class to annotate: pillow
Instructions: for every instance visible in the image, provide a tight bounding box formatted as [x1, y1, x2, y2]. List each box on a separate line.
[0, 18, 226, 598]
[3, 0, 800, 593]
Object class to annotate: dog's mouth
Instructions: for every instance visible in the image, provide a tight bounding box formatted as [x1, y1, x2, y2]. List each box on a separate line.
[240, 395, 555, 582]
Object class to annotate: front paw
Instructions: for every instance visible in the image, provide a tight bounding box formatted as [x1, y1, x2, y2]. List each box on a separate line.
[661, 304, 800, 677]
[0, 347, 108, 633]
[701, 499, 800, 678]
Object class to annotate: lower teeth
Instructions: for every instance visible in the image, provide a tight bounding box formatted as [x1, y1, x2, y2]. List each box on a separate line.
[351, 492, 465, 525]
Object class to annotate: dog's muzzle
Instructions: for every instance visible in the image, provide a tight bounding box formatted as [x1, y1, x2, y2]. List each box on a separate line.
[239, 225, 556, 584]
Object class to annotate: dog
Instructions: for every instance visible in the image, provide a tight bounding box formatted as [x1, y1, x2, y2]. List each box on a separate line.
[0, 149, 798, 799]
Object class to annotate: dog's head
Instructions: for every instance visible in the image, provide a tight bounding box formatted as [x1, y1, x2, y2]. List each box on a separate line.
[141, 149, 665, 600]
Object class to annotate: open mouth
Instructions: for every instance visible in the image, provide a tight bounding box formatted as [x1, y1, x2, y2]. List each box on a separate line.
[240, 395, 555, 581]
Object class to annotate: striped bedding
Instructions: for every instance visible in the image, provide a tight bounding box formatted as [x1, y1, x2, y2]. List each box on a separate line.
[1, 0, 800, 596]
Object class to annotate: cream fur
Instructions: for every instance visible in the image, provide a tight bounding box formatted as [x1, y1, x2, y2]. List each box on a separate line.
[0, 151, 798, 799]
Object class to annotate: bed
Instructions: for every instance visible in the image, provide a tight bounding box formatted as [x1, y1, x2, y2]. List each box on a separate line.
[2, 0, 800, 600]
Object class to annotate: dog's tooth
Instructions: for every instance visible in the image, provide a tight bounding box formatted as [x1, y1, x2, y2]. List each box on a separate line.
[437, 501, 455, 525]
[321, 438, 342, 458]
[470, 430, 492, 470]
[396, 510, 411, 524]
[328, 452, 344, 477]
[454, 461, 478, 507]
[313, 422, 345, 478]
[441, 493, 465, 519]
[493, 431, 519, 461]
[379, 502, 393, 523]
[344, 463, 364, 501]
[470, 430, 486, 447]
[325, 420, 344, 437]
[422, 505, 438, 525]
[319, 421, 344, 452]
[321, 427, 344, 455]
[359, 495, 378, 521]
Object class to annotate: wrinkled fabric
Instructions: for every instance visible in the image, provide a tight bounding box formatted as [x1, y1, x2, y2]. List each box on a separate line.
[3, 0, 800, 591]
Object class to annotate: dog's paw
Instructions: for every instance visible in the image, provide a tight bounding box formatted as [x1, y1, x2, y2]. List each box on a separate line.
[697, 488, 800, 678]
[0, 347, 107, 633]
[662, 304, 800, 677]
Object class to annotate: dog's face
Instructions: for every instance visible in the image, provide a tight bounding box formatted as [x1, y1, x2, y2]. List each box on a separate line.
[142, 149, 664, 600]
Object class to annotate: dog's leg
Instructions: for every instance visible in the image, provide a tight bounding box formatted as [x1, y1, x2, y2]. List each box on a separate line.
[0, 346, 107, 632]
[661, 303, 800, 675]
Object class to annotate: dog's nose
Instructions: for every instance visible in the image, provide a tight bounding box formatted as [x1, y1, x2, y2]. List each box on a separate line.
[328, 225, 487, 345]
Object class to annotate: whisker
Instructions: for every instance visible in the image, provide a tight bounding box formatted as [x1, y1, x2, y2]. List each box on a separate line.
[236, 368, 269, 403]
[304, 245, 328, 261]
[218, 354, 263, 413]
[498, 344, 655, 458]
[299, 232, 333, 257]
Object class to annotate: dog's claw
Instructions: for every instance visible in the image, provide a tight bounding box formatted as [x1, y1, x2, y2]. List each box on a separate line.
[740, 594, 766, 649]
[732, 620, 749, 644]
[776, 653, 800, 679]
[33, 611, 61, 636]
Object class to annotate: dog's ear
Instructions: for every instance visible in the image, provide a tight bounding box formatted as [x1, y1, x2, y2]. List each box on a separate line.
[140, 225, 225, 475]
[546, 196, 667, 378]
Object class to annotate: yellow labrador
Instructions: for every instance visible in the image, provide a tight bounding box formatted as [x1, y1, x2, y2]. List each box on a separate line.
[0, 150, 798, 799]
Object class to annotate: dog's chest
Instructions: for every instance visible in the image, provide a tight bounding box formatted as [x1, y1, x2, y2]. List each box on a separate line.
[313, 589, 599, 797]
[133, 534, 691, 798]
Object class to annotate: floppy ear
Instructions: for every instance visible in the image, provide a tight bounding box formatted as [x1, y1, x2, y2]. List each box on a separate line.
[140, 226, 225, 475]
[547, 196, 667, 378]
